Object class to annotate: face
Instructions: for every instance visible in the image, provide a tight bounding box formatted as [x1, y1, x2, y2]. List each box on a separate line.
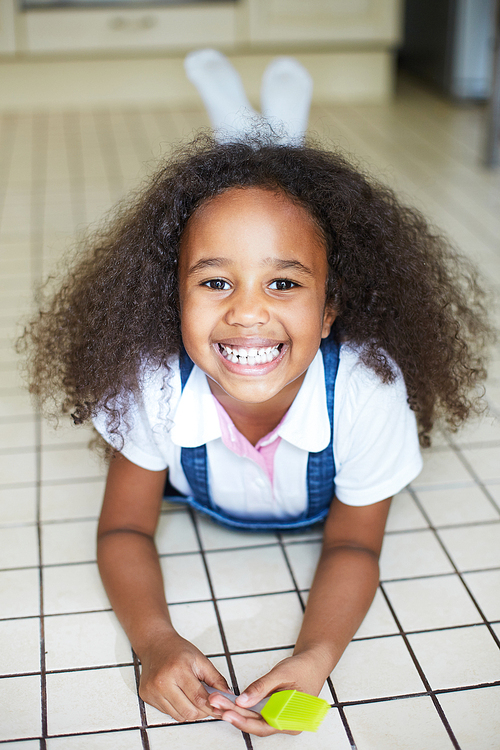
[178, 187, 336, 411]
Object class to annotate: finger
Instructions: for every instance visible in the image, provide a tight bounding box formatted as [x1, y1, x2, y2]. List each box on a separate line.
[161, 677, 214, 722]
[196, 662, 231, 693]
[235, 673, 278, 709]
[208, 693, 257, 719]
[220, 709, 283, 737]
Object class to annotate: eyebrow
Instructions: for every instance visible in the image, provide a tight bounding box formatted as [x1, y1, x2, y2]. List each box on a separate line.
[187, 256, 315, 277]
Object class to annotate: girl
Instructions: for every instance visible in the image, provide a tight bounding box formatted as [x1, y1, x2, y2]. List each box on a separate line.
[21, 134, 492, 737]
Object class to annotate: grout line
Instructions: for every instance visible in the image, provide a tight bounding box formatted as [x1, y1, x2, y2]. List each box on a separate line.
[63, 111, 87, 230]
[408, 487, 500, 653]
[445, 440, 500, 518]
[188, 509, 254, 750]
[379, 584, 462, 750]
[0, 114, 18, 236]
[93, 110, 124, 202]
[123, 109, 153, 166]
[132, 649, 151, 750]
[276, 532, 358, 749]
[31, 110, 48, 750]
[383, 519, 500, 534]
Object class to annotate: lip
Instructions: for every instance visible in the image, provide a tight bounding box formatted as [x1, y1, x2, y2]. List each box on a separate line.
[215, 337, 285, 348]
[213, 341, 288, 375]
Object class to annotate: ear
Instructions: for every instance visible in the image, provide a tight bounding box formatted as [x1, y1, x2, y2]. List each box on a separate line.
[321, 305, 337, 339]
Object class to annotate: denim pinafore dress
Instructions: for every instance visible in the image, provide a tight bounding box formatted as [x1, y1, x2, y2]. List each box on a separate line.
[168, 334, 340, 531]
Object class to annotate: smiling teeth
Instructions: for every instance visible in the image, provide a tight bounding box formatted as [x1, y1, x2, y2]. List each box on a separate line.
[220, 345, 281, 365]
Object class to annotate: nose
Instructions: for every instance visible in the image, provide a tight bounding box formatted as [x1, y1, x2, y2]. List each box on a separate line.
[224, 287, 270, 328]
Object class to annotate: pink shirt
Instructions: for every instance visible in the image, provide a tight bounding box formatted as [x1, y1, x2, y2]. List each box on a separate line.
[213, 397, 284, 486]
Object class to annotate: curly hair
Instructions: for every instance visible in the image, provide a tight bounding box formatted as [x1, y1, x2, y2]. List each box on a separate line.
[19, 132, 494, 446]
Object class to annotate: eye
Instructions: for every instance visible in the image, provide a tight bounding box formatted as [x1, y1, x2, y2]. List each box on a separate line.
[269, 279, 298, 291]
[203, 278, 230, 291]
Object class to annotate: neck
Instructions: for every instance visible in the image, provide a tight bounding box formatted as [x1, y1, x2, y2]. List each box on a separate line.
[208, 374, 306, 446]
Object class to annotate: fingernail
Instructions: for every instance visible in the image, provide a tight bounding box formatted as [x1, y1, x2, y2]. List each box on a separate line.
[237, 693, 251, 705]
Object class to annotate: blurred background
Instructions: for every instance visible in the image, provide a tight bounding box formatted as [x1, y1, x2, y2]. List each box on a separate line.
[1, 2, 500, 749]
[0, 0, 496, 111]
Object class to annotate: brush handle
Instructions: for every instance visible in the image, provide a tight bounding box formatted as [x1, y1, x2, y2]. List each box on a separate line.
[202, 682, 268, 713]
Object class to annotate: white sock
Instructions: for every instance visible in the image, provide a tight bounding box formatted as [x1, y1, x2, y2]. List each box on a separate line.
[260, 57, 313, 143]
[184, 48, 261, 141]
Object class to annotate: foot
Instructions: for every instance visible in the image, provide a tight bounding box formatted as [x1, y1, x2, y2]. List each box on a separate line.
[184, 48, 261, 141]
[260, 57, 313, 143]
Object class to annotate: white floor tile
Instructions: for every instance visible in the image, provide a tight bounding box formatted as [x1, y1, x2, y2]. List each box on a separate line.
[331, 635, 424, 702]
[0, 450, 36, 486]
[43, 562, 109, 615]
[0, 365, 24, 389]
[206, 545, 294, 599]
[46, 666, 140, 734]
[412, 449, 472, 488]
[0, 618, 40, 675]
[159, 553, 211, 604]
[0, 389, 34, 418]
[42, 519, 97, 565]
[462, 569, 500, 621]
[385, 490, 428, 532]
[217, 592, 304, 652]
[408, 625, 500, 690]
[47, 731, 144, 749]
[41, 418, 94, 448]
[438, 523, 500, 570]
[0, 674, 41, 741]
[156, 511, 199, 555]
[344, 695, 455, 750]
[0, 419, 36, 451]
[354, 588, 398, 638]
[230, 647, 294, 693]
[148, 720, 247, 749]
[451, 414, 500, 445]
[44, 610, 132, 671]
[283, 541, 321, 590]
[383, 575, 481, 630]
[380, 530, 454, 580]
[461, 446, 500, 482]
[0, 568, 40, 618]
[196, 515, 277, 550]
[485, 482, 500, 511]
[169, 601, 224, 655]
[0, 486, 37, 525]
[41, 446, 104, 483]
[416, 485, 500, 526]
[438, 686, 500, 750]
[40, 479, 105, 522]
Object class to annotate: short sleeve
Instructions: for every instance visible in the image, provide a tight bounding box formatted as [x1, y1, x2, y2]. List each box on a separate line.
[333, 348, 423, 506]
[92, 391, 168, 472]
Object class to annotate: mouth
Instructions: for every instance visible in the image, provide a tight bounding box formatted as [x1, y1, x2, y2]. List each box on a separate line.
[217, 342, 284, 367]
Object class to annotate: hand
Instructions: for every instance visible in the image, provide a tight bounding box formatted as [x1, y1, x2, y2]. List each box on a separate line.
[207, 651, 327, 737]
[138, 630, 230, 722]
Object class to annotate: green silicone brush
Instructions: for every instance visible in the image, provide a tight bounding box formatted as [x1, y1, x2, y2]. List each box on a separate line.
[203, 682, 330, 732]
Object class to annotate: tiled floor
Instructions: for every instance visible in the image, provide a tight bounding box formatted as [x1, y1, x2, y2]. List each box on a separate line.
[1, 75, 500, 749]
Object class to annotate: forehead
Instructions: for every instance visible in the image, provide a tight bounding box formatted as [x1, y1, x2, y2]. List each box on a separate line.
[181, 187, 325, 253]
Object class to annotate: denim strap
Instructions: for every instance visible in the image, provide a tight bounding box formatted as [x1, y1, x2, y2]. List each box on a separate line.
[179, 349, 212, 508]
[178, 335, 340, 530]
[306, 335, 339, 516]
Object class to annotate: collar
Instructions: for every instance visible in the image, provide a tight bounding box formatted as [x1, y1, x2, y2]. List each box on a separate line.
[169, 349, 330, 452]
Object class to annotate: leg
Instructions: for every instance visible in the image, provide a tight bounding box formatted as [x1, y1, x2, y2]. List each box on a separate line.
[184, 48, 261, 141]
[260, 57, 313, 144]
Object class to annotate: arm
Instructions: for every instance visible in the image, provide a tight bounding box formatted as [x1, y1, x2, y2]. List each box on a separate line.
[209, 495, 391, 736]
[97, 452, 230, 721]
